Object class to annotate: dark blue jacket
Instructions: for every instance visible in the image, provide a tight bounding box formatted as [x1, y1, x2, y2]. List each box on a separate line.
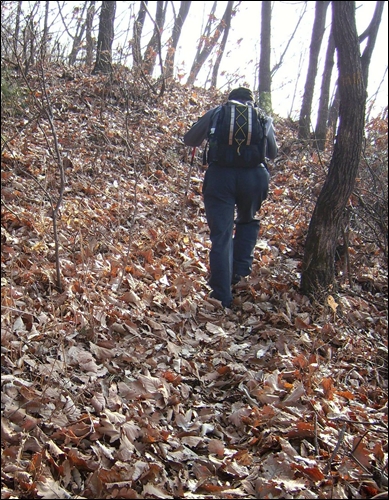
[184, 101, 278, 160]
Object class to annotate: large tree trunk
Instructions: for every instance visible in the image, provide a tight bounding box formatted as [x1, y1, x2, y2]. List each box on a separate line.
[300, 1, 366, 297]
[186, 1, 233, 87]
[298, 1, 330, 140]
[92, 0, 116, 74]
[314, 29, 335, 151]
[258, 0, 272, 113]
[164, 1, 191, 82]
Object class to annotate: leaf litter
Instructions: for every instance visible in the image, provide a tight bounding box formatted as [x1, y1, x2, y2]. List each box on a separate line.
[1, 66, 388, 499]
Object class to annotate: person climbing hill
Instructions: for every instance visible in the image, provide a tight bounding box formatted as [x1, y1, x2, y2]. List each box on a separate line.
[184, 86, 278, 308]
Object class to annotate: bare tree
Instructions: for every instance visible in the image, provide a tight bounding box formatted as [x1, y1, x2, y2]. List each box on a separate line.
[92, 0, 116, 74]
[359, 0, 385, 88]
[21, 3, 40, 74]
[210, 1, 236, 88]
[164, 1, 192, 82]
[186, 1, 234, 87]
[143, 1, 168, 76]
[57, 1, 89, 65]
[85, 1, 96, 67]
[132, 0, 148, 68]
[301, 1, 366, 297]
[41, 0, 49, 59]
[298, 0, 330, 140]
[13, 1, 23, 57]
[314, 29, 335, 150]
[257, 1, 272, 112]
[326, 1, 385, 143]
[255, 2, 307, 115]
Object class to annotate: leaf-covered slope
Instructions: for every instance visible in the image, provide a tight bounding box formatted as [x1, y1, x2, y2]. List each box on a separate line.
[1, 67, 388, 499]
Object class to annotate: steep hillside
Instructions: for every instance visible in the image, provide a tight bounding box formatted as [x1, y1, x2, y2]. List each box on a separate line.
[1, 66, 388, 499]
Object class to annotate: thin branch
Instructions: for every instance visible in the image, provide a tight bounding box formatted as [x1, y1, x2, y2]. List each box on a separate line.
[324, 423, 347, 475]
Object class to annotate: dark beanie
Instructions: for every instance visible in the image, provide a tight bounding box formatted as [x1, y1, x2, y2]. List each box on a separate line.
[228, 87, 254, 102]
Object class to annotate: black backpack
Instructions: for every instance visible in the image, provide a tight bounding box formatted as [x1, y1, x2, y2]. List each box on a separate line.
[206, 101, 268, 168]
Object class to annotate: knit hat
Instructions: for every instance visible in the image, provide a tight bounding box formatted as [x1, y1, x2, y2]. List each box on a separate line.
[228, 87, 254, 102]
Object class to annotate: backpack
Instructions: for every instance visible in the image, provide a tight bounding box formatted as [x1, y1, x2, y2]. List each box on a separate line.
[206, 101, 268, 168]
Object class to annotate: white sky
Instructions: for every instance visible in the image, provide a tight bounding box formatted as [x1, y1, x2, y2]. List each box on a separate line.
[15, 1, 388, 120]
[114, 1, 388, 120]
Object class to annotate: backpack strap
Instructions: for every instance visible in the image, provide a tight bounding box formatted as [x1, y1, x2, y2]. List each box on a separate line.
[247, 106, 253, 145]
[228, 104, 235, 145]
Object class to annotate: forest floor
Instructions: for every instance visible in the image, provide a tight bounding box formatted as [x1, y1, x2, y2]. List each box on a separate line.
[1, 66, 388, 499]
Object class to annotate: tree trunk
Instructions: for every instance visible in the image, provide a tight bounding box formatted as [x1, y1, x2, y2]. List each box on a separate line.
[42, 1, 49, 60]
[132, 1, 148, 67]
[327, 82, 339, 136]
[164, 1, 191, 82]
[359, 1, 385, 88]
[324, 1, 384, 148]
[298, 1, 330, 140]
[13, 1, 22, 59]
[68, 2, 88, 66]
[85, 1, 96, 67]
[258, 0, 272, 113]
[186, 1, 233, 87]
[143, 1, 167, 76]
[92, 0, 116, 74]
[314, 29, 335, 150]
[300, 1, 366, 297]
[210, 1, 234, 88]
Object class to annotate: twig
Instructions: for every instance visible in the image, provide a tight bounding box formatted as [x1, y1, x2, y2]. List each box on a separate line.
[1, 199, 23, 224]
[313, 412, 319, 455]
[324, 423, 347, 474]
[370, 493, 388, 499]
[329, 417, 388, 430]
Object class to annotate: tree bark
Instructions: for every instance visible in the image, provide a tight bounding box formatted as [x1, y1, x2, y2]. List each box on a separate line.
[164, 1, 192, 82]
[42, 1, 49, 60]
[258, 0, 272, 113]
[92, 0, 116, 74]
[143, 1, 168, 76]
[301, 1, 366, 297]
[325, 1, 384, 146]
[13, 1, 23, 59]
[85, 1, 96, 67]
[298, 0, 330, 140]
[314, 29, 335, 150]
[132, 1, 148, 67]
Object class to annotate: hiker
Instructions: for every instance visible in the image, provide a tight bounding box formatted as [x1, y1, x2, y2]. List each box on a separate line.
[184, 87, 278, 308]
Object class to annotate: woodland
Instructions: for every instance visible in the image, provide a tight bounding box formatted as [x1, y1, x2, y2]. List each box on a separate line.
[1, 1, 388, 499]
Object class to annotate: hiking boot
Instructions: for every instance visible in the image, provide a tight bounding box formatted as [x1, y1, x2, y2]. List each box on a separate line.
[232, 274, 244, 285]
[209, 292, 232, 309]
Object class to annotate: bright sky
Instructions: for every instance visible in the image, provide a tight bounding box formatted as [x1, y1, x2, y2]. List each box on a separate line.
[16, 1, 387, 120]
[114, 1, 388, 120]
[182, 1, 388, 119]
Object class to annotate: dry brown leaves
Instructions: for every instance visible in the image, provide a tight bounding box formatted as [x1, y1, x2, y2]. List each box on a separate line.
[1, 65, 388, 499]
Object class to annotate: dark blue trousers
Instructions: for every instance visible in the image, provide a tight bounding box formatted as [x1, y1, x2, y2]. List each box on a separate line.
[202, 163, 270, 307]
